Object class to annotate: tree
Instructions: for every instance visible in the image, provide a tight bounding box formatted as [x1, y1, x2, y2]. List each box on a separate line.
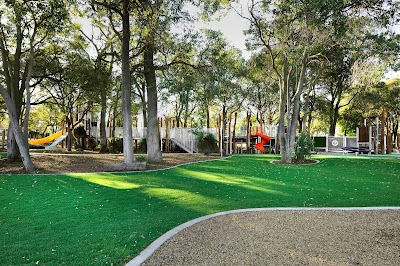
[79, 11, 117, 152]
[41, 45, 96, 151]
[241, 0, 399, 163]
[92, 0, 136, 164]
[246, 52, 279, 126]
[242, 0, 333, 163]
[0, 0, 68, 172]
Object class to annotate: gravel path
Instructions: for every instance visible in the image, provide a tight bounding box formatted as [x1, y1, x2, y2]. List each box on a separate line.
[140, 210, 400, 266]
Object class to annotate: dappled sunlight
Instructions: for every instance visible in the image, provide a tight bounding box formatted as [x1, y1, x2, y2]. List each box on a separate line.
[67, 173, 142, 190]
[176, 168, 289, 196]
[144, 187, 220, 213]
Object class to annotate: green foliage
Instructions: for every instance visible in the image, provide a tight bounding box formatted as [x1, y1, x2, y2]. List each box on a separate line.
[110, 138, 123, 153]
[192, 129, 217, 155]
[136, 155, 147, 162]
[0, 155, 399, 265]
[136, 138, 147, 154]
[74, 125, 86, 138]
[293, 132, 314, 162]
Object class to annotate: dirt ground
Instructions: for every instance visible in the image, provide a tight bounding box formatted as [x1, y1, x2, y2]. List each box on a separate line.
[0, 151, 219, 174]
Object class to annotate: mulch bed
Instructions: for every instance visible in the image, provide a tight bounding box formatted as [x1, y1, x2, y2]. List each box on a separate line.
[0, 152, 220, 174]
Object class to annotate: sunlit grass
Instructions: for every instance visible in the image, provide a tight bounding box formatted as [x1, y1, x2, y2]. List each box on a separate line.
[0, 154, 399, 265]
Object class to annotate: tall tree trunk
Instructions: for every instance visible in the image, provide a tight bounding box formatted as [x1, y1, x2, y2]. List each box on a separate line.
[278, 58, 289, 162]
[233, 112, 237, 154]
[100, 86, 107, 152]
[0, 84, 35, 172]
[144, 43, 162, 162]
[141, 84, 148, 127]
[288, 50, 307, 152]
[221, 103, 227, 156]
[121, 0, 134, 164]
[329, 104, 339, 136]
[205, 101, 210, 128]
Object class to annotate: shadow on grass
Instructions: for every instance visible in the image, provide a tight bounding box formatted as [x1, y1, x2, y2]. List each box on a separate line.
[1, 154, 399, 265]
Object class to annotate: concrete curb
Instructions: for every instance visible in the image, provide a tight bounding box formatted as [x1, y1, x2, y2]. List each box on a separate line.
[125, 206, 400, 266]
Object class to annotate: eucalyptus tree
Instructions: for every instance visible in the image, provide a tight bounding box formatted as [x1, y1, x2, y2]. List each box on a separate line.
[242, 0, 336, 162]
[91, 0, 138, 164]
[41, 45, 97, 150]
[316, 14, 399, 136]
[0, 0, 69, 172]
[79, 9, 117, 152]
[241, 0, 399, 163]
[160, 66, 197, 127]
[246, 52, 279, 126]
[200, 33, 245, 153]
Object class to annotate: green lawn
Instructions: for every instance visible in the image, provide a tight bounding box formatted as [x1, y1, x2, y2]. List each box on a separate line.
[1, 155, 399, 265]
[0, 151, 6, 158]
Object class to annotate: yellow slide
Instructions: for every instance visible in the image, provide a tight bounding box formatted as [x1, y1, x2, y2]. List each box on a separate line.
[28, 131, 63, 145]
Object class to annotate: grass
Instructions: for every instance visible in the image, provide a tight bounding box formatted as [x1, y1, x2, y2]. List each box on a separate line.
[0, 154, 399, 265]
[0, 151, 6, 158]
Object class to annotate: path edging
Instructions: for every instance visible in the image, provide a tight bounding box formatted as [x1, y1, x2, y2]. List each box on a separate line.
[125, 206, 400, 266]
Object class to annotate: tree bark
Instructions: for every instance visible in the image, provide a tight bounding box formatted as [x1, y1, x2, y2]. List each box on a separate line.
[144, 44, 162, 162]
[278, 58, 289, 162]
[0, 84, 35, 173]
[121, 0, 134, 164]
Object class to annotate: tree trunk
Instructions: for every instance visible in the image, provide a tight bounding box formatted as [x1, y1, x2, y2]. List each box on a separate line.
[288, 50, 307, 153]
[246, 111, 251, 153]
[278, 59, 289, 163]
[279, 49, 307, 163]
[141, 85, 148, 127]
[233, 112, 237, 154]
[0, 84, 35, 172]
[7, 129, 19, 160]
[205, 101, 210, 128]
[221, 104, 227, 156]
[144, 43, 162, 162]
[100, 109, 107, 152]
[99, 82, 107, 152]
[329, 104, 339, 136]
[121, 0, 134, 164]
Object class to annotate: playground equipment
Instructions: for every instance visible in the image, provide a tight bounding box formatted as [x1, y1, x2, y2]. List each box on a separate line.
[28, 131, 64, 145]
[44, 132, 69, 150]
[251, 132, 271, 152]
[315, 112, 398, 154]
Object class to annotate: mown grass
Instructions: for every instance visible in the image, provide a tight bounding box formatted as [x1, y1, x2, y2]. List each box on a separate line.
[0, 154, 399, 265]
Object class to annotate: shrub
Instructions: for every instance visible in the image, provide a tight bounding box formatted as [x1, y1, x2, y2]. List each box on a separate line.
[293, 131, 314, 162]
[136, 155, 147, 162]
[191, 129, 217, 155]
[110, 138, 123, 153]
[136, 138, 147, 153]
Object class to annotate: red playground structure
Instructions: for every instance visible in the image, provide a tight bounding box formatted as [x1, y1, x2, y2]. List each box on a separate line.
[251, 132, 271, 153]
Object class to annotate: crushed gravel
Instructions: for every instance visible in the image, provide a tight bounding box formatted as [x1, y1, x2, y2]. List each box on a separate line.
[141, 210, 400, 266]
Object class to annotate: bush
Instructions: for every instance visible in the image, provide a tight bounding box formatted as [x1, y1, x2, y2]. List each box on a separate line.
[110, 138, 123, 153]
[191, 129, 217, 155]
[136, 155, 147, 162]
[136, 138, 147, 153]
[293, 131, 314, 162]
